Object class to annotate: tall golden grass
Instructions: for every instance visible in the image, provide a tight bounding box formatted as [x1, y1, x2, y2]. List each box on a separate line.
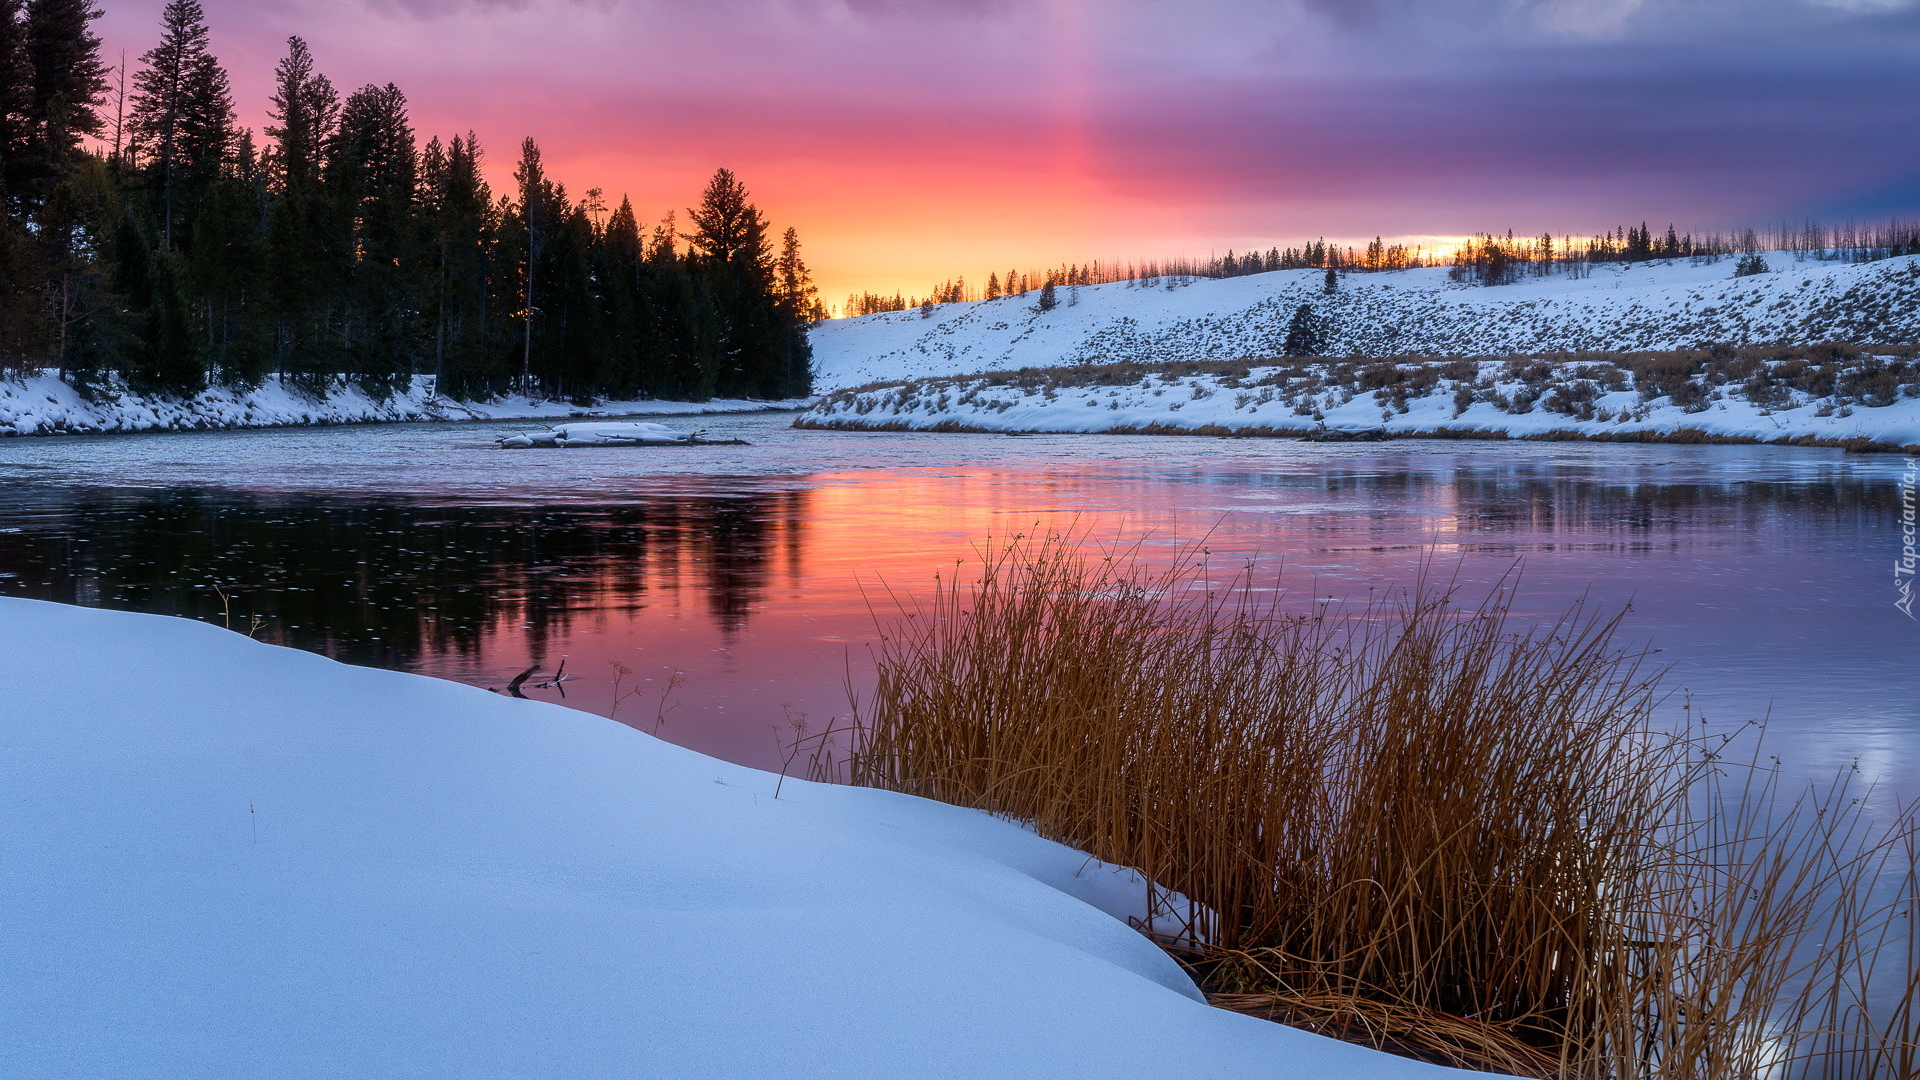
[819, 533, 1918, 1079]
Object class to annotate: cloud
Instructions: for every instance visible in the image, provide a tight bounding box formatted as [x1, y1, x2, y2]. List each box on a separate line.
[91, 0, 1920, 298]
[1805, 0, 1914, 11]
[1521, 0, 1647, 39]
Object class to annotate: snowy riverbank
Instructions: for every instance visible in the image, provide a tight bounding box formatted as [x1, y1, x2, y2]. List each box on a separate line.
[0, 597, 1493, 1079]
[0, 371, 804, 437]
[800, 351, 1920, 451]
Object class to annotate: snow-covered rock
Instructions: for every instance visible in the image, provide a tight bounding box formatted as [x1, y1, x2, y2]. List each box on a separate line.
[0, 597, 1495, 1079]
[809, 254, 1920, 392]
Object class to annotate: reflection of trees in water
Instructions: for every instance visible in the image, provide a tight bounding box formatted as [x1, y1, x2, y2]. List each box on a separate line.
[1301, 465, 1895, 543]
[1447, 474, 1893, 539]
[0, 488, 809, 669]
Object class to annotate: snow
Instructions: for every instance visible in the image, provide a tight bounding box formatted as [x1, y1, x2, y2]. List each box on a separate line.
[0, 597, 1496, 1079]
[801, 357, 1920, 448]
[808, 253, 1920, 392]
[0, 371, 804, 437]
[498, 421, 693, 448]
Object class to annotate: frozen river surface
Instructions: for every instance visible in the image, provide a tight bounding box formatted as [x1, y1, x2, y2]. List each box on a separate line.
[1, 410, 1912, 808]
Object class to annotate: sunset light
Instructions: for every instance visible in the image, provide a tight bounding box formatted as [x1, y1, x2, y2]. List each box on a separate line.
[5, 2, 1920, 1077]
[83, 0, 1920, 304]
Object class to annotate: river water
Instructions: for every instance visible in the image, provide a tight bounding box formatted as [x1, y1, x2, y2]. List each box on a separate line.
[1, 410, 1912, 809]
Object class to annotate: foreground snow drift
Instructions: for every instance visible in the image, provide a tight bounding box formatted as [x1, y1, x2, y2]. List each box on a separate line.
[0, 371, 804, 437]
[0, 598, 1491, 1079]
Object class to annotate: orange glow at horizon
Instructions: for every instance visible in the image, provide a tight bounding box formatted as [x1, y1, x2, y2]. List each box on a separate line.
[89, 0, 1911, 323]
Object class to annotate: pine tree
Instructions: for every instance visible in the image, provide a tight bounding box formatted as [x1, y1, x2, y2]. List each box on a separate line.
[330, 82, 417, 396]
[1323, 264, 1337, 292]
[15, 0, 106, 214]
[772, 227, 815, 391]
[0, 2, 38, 368]
[685, 167, 768, 269]
[265, 36, 333, 197]
[1623, 221, 1654, 262]
[419, 132, 494, 399]
[128, 0, 225, 251]
[38, 146, 125, 382]
[190, 151, 268, 387]
[0, 219, 39, 371]
[775, 226, 820, 322]
[263, 35, 337, 381]
[1282, 303, 1324, 357]
[0, 2, 29, 215]
[596, 194, 645, 397]
[1036, 278, 1057, 312]
[686, 168, 784, 396]
[546, 199, 605, 402]
[112, 199, 199, 394]
[510, 135, 549, 394]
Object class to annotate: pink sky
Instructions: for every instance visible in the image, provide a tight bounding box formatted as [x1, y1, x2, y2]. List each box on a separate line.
[96, 0, 1920, 307]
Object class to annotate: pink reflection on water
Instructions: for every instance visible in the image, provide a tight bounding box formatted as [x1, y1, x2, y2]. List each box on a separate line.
[446, 459, 1916, 817]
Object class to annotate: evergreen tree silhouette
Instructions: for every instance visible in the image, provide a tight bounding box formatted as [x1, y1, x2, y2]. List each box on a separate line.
[1283, 303, 1325, 357]
[14, 0, 107, 215]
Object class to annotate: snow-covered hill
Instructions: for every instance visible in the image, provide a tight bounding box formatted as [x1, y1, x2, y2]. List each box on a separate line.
[801, 352, 1920, 450]
[809, 253, 1920, 392]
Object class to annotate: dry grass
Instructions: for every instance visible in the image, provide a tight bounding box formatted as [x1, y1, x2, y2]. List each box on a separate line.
[818, 532, 1919, 1079]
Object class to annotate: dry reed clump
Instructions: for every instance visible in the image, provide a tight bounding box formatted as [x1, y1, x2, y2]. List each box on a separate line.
[821, 534, 1919, 1080]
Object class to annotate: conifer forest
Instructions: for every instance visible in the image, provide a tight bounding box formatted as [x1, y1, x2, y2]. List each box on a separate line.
[0, 0, 819, 402]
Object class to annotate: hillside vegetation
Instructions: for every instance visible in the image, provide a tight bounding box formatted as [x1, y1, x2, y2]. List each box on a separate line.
[808, 254, 1920, 393]
[800, 344, 1920, 452]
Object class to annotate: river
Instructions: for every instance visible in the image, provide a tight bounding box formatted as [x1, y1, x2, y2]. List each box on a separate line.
[1, 410, 1912, 810]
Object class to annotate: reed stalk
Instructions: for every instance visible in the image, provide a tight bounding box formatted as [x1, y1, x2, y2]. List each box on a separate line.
[824, 532, 1918, 1079]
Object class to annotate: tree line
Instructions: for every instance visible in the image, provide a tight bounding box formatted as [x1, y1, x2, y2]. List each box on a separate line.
[854, 215, 1920, 317]
[0, 0, 819, 402]
[843, 244, 1435, 316]
[1449, 220, 1920, 285]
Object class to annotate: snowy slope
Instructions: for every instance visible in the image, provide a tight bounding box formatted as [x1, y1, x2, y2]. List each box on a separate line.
[0, 597, 1496, 1080]
[801, 356, 1920, 449]
[809, 254, 1920, 392]
[0, 371, 803, 437]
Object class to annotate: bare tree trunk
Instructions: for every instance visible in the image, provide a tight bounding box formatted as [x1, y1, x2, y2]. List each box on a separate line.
[433, 242, 446, 403]
[110, 53, 126, 169]
[57, 275, 69, 367]
[522, 254, 534, 396]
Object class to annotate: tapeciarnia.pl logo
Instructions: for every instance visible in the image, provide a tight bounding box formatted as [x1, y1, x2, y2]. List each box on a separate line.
[1898, 457, 1918, 620]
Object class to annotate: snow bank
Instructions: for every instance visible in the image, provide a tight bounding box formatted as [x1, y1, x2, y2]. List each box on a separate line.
[809, 254, 1920, 392]
[498, 421, 693, 448]
[0, 371, 803, 437]
[0, 597, 1493, 1079]
[801, 357, 1920, 450]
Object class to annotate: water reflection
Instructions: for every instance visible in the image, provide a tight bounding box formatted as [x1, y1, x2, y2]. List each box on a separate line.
[0, 435, 1912, 804]
[0, 486, 809, 672]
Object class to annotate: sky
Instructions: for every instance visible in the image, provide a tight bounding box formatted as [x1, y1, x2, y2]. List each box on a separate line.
[93, 0, 1920, 307]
